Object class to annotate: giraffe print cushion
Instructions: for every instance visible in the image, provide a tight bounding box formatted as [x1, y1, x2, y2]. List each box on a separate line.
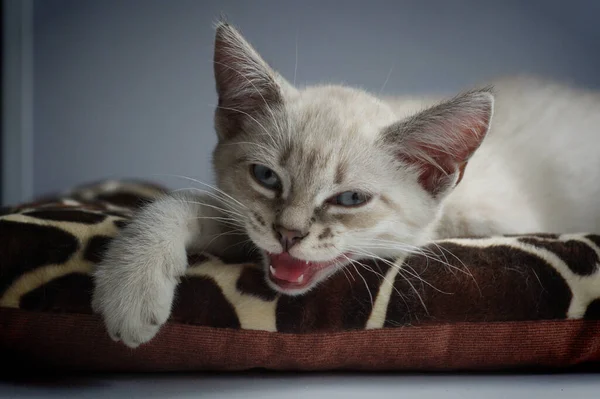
[1, 181, 600, 372]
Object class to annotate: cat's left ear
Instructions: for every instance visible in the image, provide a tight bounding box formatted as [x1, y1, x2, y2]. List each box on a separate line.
[381, 88, 494, 198]
[213, 22, 294, 140]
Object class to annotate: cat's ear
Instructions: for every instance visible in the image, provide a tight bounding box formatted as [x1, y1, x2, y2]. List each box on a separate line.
[382, 88, 494, 198]
[213, 22, 293, 140]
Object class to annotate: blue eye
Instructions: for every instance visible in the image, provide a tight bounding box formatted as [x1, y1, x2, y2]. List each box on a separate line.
[251, 164, 281, 190]
[328, 191, 371, 207]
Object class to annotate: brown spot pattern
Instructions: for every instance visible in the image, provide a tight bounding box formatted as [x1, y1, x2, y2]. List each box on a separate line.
[172, 276, 240, 329]
[83, 236, 113, 264]
[0, 220, 79, 296]
[236, 267, 278, 301]
[585, 234, 600, 249]
[20, 273, 93, 313]
[113, 219, 129, 229]
[187, 253, 209, 266]
[276, 261, 390, 333]
[584, 299, 600, 320]
[386, 243, 572, 326]
[520, 237, 599, 276]
[505, 233, 559, 239]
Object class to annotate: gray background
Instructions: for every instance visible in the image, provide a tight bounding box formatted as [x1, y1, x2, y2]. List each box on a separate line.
[26, 0, 600, 198]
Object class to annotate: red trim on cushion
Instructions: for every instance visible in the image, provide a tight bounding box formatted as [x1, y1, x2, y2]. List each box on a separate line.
[1, 308, 599, 372]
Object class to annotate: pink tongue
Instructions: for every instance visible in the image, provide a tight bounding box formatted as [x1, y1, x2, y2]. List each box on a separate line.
[269, 253, 310, 282]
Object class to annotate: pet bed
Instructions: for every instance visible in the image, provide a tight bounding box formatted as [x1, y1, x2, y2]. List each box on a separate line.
[1, 180, 599, 371]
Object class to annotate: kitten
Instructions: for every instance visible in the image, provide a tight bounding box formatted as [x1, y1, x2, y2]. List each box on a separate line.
[92, 22, 600, 348]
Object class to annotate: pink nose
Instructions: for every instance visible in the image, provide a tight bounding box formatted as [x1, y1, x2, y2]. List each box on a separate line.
[274, 225, 307, 251]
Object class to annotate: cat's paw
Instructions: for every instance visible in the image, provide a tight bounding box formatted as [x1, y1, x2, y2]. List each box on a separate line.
[92, 261, 178, 348]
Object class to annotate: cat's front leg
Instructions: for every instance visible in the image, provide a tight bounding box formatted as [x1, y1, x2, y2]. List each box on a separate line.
[91, 192, 238, 348]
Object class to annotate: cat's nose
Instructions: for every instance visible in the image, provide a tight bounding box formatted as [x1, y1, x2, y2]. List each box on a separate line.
[274, 225, 307, 252]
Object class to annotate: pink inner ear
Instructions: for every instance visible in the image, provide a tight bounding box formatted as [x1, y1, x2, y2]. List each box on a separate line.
[400, 109, 491, 196]
[400, 153, 468, 197]
[398, 152, 455, 196]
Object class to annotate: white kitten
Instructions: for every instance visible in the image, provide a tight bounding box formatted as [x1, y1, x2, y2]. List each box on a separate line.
[92, 23, 600, 347]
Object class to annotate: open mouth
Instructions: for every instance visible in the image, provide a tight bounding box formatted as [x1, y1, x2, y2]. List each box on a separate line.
[266, 252, 347, 291]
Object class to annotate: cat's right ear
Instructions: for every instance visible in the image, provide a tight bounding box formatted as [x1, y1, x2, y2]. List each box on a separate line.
[213, 22, 293, 140]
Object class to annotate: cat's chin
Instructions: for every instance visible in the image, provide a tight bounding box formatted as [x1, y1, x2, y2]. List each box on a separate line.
[263, 251, 349, 295]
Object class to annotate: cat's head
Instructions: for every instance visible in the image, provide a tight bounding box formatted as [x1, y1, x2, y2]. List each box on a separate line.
[211, 23, 493, 295]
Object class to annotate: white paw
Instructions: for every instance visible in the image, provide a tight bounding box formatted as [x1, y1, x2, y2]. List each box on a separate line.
[92, 262, 178, 348]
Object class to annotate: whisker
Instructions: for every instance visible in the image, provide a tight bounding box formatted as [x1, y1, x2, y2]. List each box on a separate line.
[200, 230, 248, 253]
[339, 264, 355, 285]
[174, 188, 246, 216]
[221, 237, 256, 254]
[397, 271, 429, 315]
[348, 257, 406, 300]
[349, 260, 374, 308]
[214, 105, 276, 149]
[358, 239, 476, 287]
[351, 248, 431, 315]
[348, 248, 450, 295]
[160, 175, 247, 209]
[220, 140, 274, 155]
[293, 29, 299, 86]
[178, 199, 246, 220]
[429, 242, 481, 295]
[192, 216, 245, 230]
[378, 62, 395, 96]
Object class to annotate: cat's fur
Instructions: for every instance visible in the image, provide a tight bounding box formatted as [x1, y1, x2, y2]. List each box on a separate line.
[92, 22, 600, 348]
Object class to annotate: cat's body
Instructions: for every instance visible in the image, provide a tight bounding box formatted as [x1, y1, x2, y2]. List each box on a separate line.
[92, 23, 600, 348]
[409, 76, 600, 239]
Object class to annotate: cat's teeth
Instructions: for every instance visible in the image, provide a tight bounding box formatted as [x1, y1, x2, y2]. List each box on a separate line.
[296, 274, 304, 283]
[269, 265, 276, 275]
[305, 261, 309, 265]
